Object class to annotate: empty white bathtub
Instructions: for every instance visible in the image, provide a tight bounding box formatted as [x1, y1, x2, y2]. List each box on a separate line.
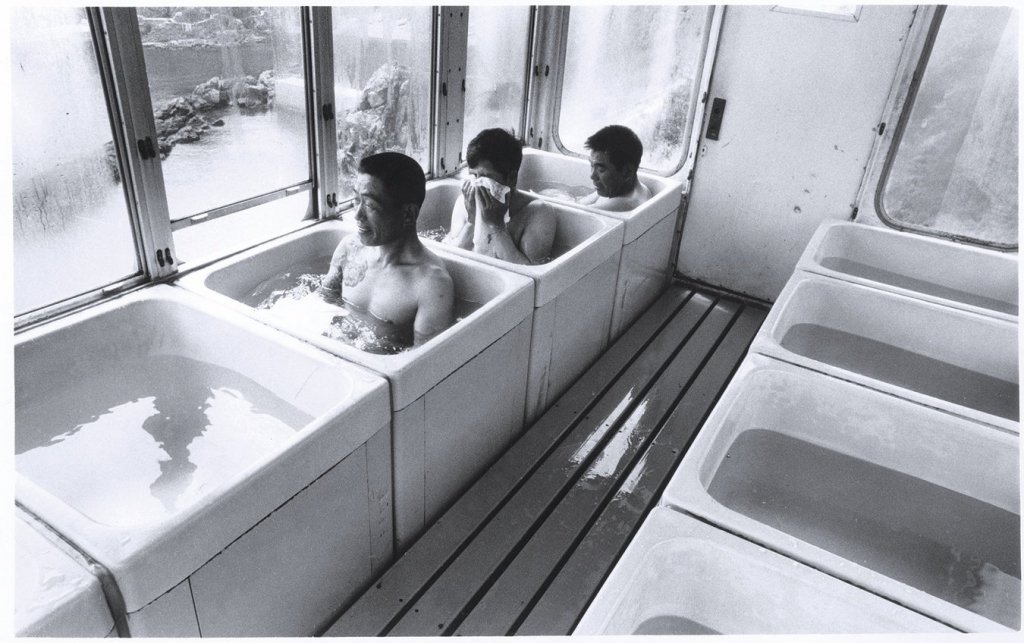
[574, 507, 953, 635]
[420, 178, 623, 424]
[16, 510, 116, 637]
[516, 147, 685, 339]
[176, 219, 536, 550]
[663, 354, 1021, 632]
[751, 271, 1019, 433]
[15, 285, 392, 636]
[797, 220, 1018, 321]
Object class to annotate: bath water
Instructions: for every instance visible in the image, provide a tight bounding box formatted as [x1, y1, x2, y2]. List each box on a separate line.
[419, 226, 449, 243]
[16, 354, 310, 526]
[820, 257, 1018, 316]
[531, 180, 594, 202]
[709, 429, 1021, 628]
[781, 324, 1018, 420]
[245, 261, 482, 354]
[633, 615, 719, 635]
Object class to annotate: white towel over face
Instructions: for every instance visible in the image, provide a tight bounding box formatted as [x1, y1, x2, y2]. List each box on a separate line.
[470, 176, 511, 204]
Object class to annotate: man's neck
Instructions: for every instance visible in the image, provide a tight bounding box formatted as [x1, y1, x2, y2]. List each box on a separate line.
[374, 231, 422, 266]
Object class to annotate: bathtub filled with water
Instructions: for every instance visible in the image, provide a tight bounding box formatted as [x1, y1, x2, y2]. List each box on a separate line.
[176, 219, 536, 550]
[515, 147, 684, 339]
[15, 285, 393, 635]
[418, 178, 623, 423]
[663, 354, 1020, 632]
[751, 271, 1019, 433]
[574, 507, 953, 635]
[797, 220, 1018, 320]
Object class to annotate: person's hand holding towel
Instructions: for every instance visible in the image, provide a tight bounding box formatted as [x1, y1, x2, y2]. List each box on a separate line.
[461, 175, 511, 230]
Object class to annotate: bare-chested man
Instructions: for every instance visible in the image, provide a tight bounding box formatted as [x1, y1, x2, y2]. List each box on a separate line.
[577, 125, 653, 212]
[320, 152, 454, 350]
[444, 128, 556, 265]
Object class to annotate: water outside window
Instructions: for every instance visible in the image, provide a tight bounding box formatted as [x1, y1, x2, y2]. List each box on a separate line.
[331, 6, 433, 201]
[557, 6, 713, 174]
[463, 6, 531, 142]
[137, 7, 310, 221]
[882, 6, 1018, 247]
[12, 8, 142, 316]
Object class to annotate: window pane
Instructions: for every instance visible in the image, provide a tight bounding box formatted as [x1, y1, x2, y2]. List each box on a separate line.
[332, 7, 433, 199]
[137, 7, 310, 219]
[882, 7, 1018, 246]
[558, 6, 712, 173]
[464, 6, 531, 140]
[12, 8, 141, 315]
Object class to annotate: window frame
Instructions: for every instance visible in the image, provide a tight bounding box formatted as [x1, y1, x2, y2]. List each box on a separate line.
[544, 5, 719, 178]
[871, 5, 1018, 251]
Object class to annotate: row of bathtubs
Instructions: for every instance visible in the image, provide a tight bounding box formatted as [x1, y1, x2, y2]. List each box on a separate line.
[578, 220, 1020, 634]
[14, 150, 684, 637]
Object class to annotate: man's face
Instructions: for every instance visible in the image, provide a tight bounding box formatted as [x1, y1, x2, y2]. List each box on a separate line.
[468, 159, 512, 187]
[354, 174, 407, 246]
[589, 150, 634, 198]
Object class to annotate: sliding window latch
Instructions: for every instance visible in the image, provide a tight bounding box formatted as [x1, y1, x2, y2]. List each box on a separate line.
[156, 247, 174, 268]
[137, 137, 156, 160]
[322, 102, 335, 121]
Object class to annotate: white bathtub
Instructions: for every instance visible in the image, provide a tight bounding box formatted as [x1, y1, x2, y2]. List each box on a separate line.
[176, 219, 536, 550]
[663, 354, 1020, 632]
[574, 507, 953, 635]
[516, 148, 684, 339]
[420, 179, 623, 424]
[16, 510, 116, 637]
[15, 285, 393, 636]
[751, 271, 1019, 433]
[797, 220, 1018, 321]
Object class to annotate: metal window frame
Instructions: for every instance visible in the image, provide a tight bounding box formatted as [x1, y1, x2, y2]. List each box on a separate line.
[858, 5, 1018, 251]
[533, 5, 720, 178]
[433, 6, 469, 178]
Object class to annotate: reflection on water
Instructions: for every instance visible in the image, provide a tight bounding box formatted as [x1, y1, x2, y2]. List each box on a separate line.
[709, 429, 1021, 628]
[819, 256, 1018, 316]
[245, 260, 481, 354]
[781, 324, 1019, 420]
[534, 180, 594, 203]
[16, 355, 310, 526]
[419, 226, 449, 243]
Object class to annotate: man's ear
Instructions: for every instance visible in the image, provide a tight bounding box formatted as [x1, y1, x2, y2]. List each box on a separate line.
[623, 163, 639, 180]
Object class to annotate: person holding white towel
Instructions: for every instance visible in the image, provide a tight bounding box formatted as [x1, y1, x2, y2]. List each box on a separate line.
[444, 128, 556, 265]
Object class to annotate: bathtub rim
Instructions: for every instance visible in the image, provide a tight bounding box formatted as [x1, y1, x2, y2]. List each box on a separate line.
[662, 353, 1020, 634]
[13, 284, 393, 613]
[176, 218, 536, 411]
[796, 220, 1018, 322]
[751, 271, 1019, 434]
[421, 178, 625, 307]
[517, 147, 684, 244]
[574, 506, 955, 635]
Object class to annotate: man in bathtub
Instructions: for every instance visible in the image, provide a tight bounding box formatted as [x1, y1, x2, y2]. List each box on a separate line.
[573, 125, 653, 212]
[443, 128, 557, 265]
[319, 152, 455, 351]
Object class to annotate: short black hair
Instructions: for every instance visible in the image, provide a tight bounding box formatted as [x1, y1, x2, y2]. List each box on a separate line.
[585, 125, 643, 171]
[466, 128, 523, 177]
[357, 152, 426, 207]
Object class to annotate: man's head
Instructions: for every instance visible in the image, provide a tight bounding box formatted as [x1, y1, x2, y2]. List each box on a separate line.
[584, 125, 643, 198]
[355, 152, 426, 246]
[466, 128, 523, 187]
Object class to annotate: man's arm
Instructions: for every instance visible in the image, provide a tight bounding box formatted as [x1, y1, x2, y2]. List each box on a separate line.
[413, 266, 455, 345]
[443, 181, 476, 250]
[515, 201, 557, 264]
[471, 190, 541, 265]
[319, 238, 350, 300]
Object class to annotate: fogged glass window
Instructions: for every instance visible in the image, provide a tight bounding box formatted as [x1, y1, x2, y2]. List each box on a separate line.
[332, 7, 433, 200]
[881, 6, 1018, 247]
[12, 8, 141, 315]
[464, 6, 531, 141]
[137, 7, 310, 220]
[557, 6, 713, 174]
